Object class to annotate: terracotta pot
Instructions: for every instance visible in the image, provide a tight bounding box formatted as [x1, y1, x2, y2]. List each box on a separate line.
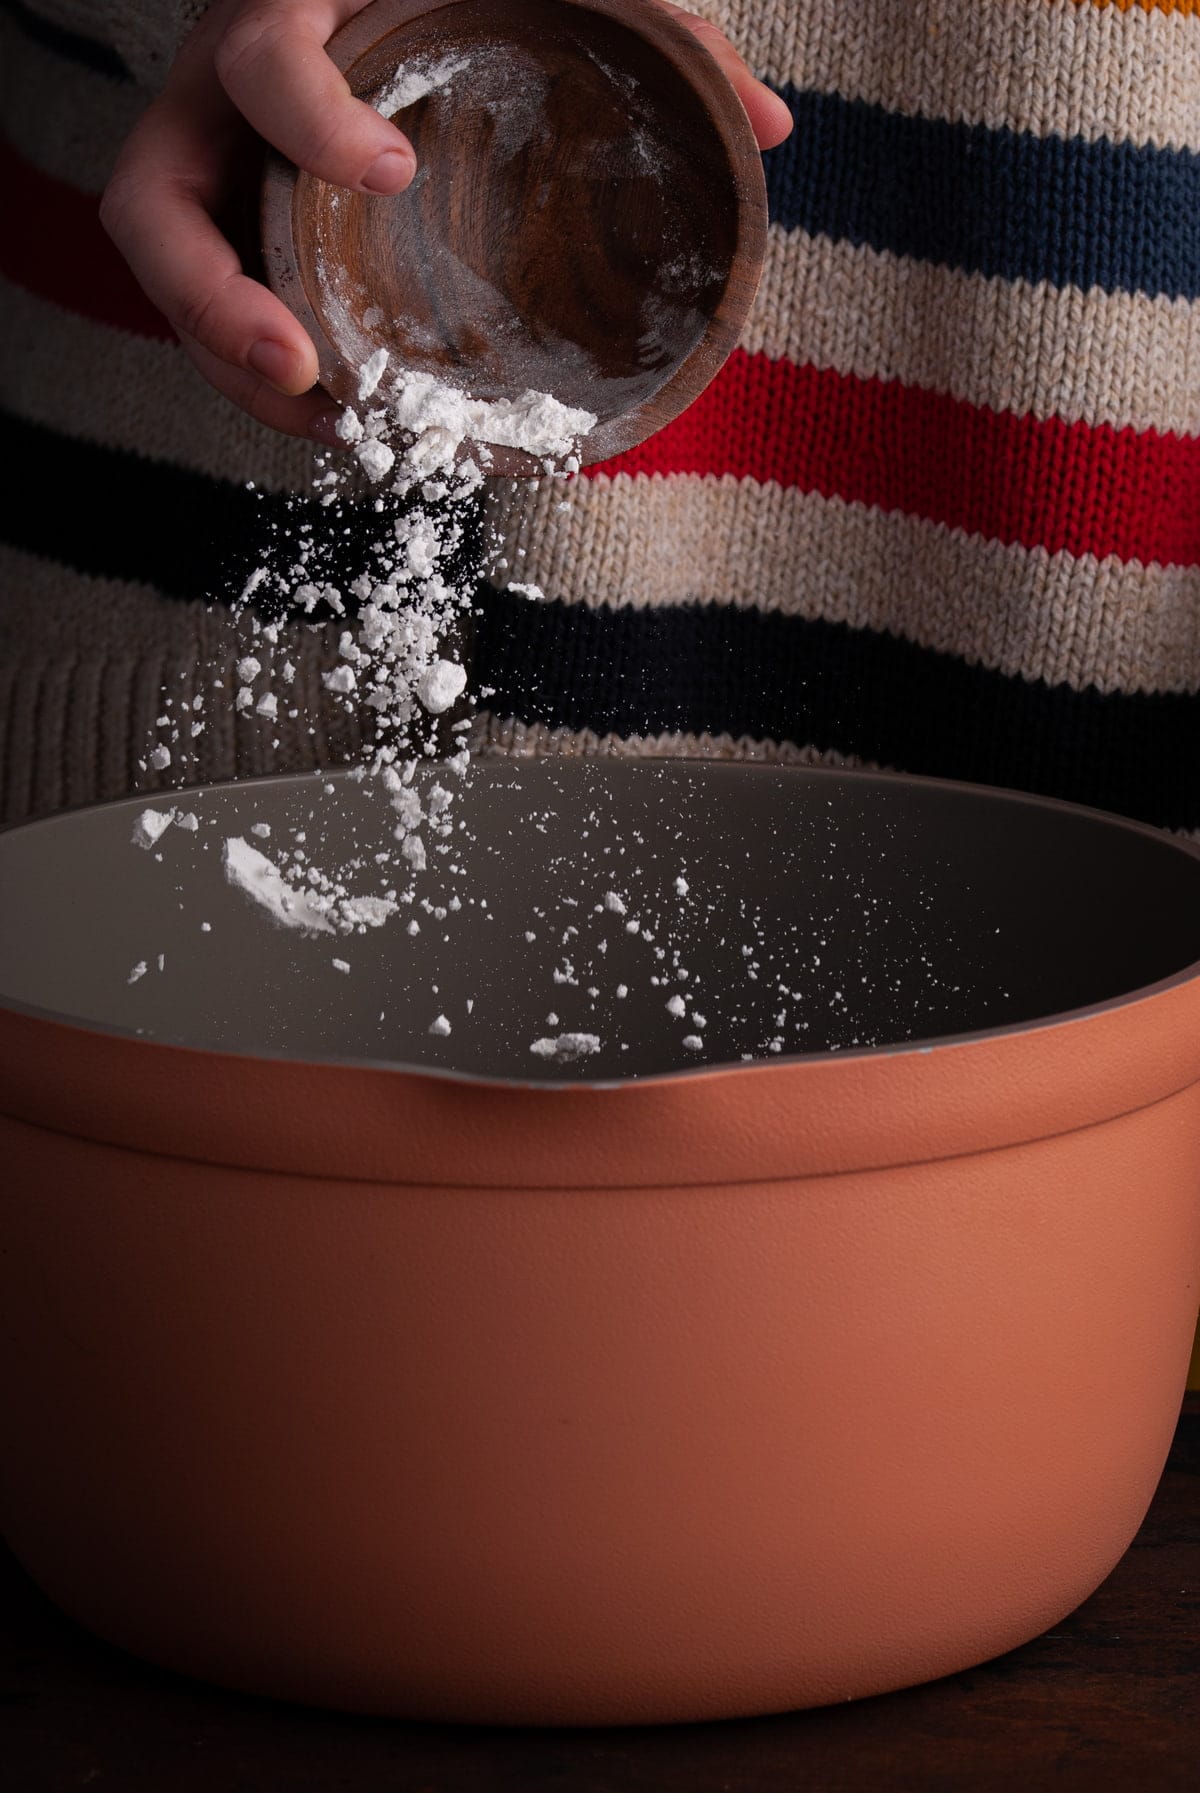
[1, 762, 1197, 1725]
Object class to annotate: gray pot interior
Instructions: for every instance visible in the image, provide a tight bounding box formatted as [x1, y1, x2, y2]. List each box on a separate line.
[0, 762, 1197, 1082]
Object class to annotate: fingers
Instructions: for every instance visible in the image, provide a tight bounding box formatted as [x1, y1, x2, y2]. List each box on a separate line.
[102, 121, 320, 395]
[176, 331, 343, 443]
[655, 3, 794, 150]
[214, 1, 417, 193]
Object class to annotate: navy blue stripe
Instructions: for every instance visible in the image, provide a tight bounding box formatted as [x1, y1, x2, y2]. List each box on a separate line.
[0, 0, 132, 81]
[474, 585, 1200, 833]
[762, 85, 1200, 302]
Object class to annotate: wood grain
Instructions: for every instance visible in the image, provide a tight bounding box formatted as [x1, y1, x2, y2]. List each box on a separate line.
[261, 0, 767, 473]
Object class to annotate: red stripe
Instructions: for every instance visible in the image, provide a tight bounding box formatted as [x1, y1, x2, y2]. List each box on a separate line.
[5, 139, 1197, 568]
[593, 351, 1200, 568]
[0, 137, 173, 340]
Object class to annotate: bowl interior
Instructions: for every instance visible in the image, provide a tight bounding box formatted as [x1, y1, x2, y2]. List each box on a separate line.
[262, 0, 761, 470]
[0, 763, 1197, 1084]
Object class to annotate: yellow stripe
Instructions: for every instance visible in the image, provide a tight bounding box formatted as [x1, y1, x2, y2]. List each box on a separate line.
[1070, 2, 1200, 17]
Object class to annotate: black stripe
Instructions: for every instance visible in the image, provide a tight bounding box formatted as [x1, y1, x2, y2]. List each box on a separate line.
[0, 0, 132, 83]
[763, 86, 1200, 302]
[474, 585, 1200, 833]
[2, 411, 1194, 831]
[0, 410, 483, 612]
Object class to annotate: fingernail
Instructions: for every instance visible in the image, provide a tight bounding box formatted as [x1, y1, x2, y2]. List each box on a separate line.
[247, 339, 301, 392]
[362, 146, 416, 193]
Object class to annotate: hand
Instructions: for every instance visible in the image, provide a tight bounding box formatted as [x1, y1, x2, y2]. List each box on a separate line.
[101, 0, 794, 444]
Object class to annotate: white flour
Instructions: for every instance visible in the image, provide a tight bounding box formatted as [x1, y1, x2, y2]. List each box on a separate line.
[416, 657, 468, 715]
[223, 837, 335, 935]
[387, 369, 595, 472]
[374, 55, 471, 120]
[529, 1032, 602, 1063]
[132, 807, 173, 850]
[199, 336, 589, 957]
[341, 363, 596, 479]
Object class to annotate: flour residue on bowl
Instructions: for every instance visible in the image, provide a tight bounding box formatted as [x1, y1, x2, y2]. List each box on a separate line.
[373, 54, 471, 119]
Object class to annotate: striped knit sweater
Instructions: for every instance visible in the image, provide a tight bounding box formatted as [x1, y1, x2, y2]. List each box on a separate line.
[1, 0, 1197, 831]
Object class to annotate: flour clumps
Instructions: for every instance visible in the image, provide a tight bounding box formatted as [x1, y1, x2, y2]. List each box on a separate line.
[132, 807, 173, 850]
[355, 437, 395, 483]
[223, 837, 335, 935]
[337, 367, 596, 478]
[529, 1032, 602, 1063]
[416, 657, 468, 715]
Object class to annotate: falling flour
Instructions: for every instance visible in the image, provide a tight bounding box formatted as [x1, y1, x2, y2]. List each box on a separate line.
[416, 657, 468, 715]
[126, 73, 752, 1076]
[174, 315, 596, 971]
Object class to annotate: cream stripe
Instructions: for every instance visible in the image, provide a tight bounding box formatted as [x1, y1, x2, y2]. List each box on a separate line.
[0, 278, 319, 494]
[704, 0, 1200, 150]
[0, 10, 147, 193]
[0, 543, 365, 824]
[486, 474, 1200, 697]
[743, 228, 1200, 438]
[470, 712, 880, 771]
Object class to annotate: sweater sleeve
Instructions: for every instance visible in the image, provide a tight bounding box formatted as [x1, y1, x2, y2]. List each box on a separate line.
[29, 2, 212, 89]
[112, 2, 210, 87]
[46, 1, 746, 92]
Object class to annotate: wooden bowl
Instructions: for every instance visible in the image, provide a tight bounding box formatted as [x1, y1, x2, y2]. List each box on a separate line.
[261, 0, 768, 473]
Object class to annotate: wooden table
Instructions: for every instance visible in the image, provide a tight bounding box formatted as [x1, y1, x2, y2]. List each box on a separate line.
[3, 1397, 1196, 1793]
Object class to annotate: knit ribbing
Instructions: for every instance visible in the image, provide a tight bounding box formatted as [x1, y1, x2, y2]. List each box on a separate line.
[0, 545, 372, 823]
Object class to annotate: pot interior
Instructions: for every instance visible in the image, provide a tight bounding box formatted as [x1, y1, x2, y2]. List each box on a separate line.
[0, 762, 1196, 1081]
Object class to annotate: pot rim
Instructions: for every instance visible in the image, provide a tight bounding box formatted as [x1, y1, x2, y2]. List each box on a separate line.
[2, 765, 1199, 1190]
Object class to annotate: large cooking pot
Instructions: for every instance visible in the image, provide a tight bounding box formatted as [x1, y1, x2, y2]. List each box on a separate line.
[1, 761, 1197, 1724]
